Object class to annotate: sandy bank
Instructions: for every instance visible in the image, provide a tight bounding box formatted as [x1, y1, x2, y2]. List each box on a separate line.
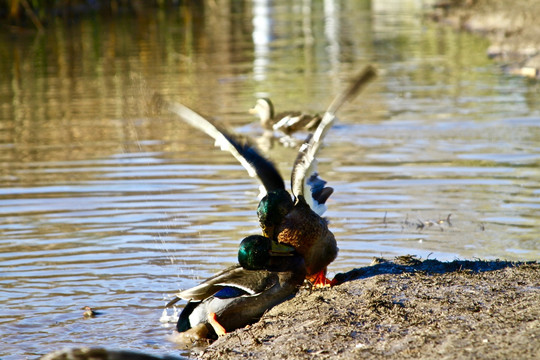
[196, 258, 539, 359]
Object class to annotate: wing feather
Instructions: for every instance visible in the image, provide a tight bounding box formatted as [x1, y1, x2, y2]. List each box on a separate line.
[291, 65, 377, 212]
[166, 101, 285, 194]
[173, 265, 273, 302]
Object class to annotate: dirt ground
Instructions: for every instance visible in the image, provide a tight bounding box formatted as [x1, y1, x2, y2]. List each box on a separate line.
[195, 257, 539, 360]
[429, 0, 540, 78]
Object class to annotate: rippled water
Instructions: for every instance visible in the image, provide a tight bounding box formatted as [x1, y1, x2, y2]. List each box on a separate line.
[1, 1, 539, 358]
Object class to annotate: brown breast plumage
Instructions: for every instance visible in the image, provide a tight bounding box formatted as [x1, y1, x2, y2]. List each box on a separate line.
[275, 203, 337, 276]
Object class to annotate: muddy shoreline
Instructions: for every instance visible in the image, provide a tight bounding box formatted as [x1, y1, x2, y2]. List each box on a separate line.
[195, 258, 539, 359]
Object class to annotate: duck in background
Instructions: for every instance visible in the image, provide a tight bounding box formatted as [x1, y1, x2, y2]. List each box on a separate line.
[249, 65, 376, 147]
[249, 98, 322, 147]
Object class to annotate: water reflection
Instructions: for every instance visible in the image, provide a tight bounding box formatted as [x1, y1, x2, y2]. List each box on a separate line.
[0, 0, 538, 359]
[252, 0, 272, 81]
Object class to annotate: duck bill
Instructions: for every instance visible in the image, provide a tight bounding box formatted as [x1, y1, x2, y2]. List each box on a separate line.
[249, 107, 257, 115]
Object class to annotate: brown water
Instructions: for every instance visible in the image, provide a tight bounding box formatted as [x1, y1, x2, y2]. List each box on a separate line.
[1, 1, 539, 358]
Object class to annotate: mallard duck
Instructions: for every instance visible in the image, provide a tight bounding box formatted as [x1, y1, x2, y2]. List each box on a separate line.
[249, 98, 322, 145]
[165, 65, 377, 287]
[166, 235, 305, 339]
[238, 234, 299, 270]
[249, 65, 376, 146]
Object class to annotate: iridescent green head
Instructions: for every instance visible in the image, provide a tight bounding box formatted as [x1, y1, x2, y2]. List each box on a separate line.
[238, 235, 272, 270]
[238, 235, 297, 270]
[257, 190, 293, 239]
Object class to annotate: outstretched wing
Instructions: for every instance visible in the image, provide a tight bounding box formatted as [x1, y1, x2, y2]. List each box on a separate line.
[166, 101, 285, 194]
[291, 65, 377, 214]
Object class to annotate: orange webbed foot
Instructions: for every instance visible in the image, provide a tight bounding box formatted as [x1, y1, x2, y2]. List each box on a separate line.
[207, 312, 227, 337]
[307, 269, 337, 288]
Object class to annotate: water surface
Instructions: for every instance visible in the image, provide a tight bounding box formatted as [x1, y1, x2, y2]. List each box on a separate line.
[1, 1, 538, 358]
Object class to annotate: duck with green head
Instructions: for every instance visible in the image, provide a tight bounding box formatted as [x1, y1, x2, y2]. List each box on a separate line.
[166, 65, 377, 287]
[166, 235, 304, 340]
